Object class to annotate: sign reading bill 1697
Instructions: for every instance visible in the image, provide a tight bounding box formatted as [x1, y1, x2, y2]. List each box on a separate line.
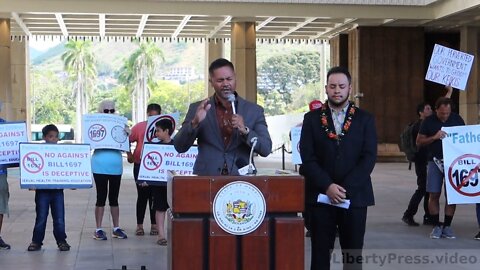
[19, 143, 93, 189]
[82, 114, 129, 151]
[137, 143, 197, 184]
[442, 125, 480, 204]
[0, 121, 28, 165]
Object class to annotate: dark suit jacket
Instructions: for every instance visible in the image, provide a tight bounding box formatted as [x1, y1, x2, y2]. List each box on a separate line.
[174, 94, 272, 176]
[299, 104, 377, 207]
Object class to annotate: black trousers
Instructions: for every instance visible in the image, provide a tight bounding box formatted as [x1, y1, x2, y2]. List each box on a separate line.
[404, 159, 429, 218]
[309, 204, 367, 270]
[133, 164, 156, 225]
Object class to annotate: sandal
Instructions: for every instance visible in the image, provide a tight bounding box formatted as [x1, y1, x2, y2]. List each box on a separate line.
[150, 228, 159, 236]
[135, 228, 145, 236]
[156, 238, 167, 246]
[27, 242, 41, 251]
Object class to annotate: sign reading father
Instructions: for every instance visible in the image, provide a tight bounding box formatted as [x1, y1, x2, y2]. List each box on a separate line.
[82, 114, 129, 151]
[0, 121, 28, 165]
[442, 125, 480, 204]
[425, 44, 474, 90]
[144, 113, 180, 143]
[138, 143, 197, 184]
[19, 143, 93, 189]
[290, 126, 302, 165]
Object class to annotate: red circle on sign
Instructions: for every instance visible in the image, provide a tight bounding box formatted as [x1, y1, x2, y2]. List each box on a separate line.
[146, 115, 176, 142]
[22, 152, 44, 174]
[88, 124, 107, 142]
[447, 153, 480, 197]
[143, 151, 163, 171]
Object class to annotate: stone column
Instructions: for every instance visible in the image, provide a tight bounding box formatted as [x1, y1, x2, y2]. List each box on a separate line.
[0, 19, 12, 120]
[459, 26, 480, 124]
[231, 19, 257, 103]
[11, 38, 29, 122]
[205, 39, 224, 97]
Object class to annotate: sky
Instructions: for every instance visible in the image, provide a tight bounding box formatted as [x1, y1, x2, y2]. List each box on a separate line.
[29, 39, 61, 52]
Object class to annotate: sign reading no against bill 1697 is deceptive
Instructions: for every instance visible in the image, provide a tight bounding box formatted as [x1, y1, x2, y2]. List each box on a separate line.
[20, 143, 93, 189]
[82, 114, 129, 151]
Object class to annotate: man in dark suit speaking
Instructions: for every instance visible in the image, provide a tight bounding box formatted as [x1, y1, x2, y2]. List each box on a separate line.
[174, 58, 272, 176]
[300, 66, 377, 270]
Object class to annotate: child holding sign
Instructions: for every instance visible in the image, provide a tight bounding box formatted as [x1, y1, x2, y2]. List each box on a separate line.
[152, 119, 174, 246]
[27, 124, 71, 251]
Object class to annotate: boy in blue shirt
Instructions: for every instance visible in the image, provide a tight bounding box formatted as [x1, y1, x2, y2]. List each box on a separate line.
[27, 124, 70, 251]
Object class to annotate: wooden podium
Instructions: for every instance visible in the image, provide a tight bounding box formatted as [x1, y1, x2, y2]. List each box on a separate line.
[166, 175, 304, 270]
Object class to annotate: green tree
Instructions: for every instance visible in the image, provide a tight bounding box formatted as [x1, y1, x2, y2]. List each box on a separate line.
[149, 80, 206, 120]
[119, 41, 164, 124]
[258, 51, 321, 105]
[31, 70, 74, 124]
[61, 40, 97, 142]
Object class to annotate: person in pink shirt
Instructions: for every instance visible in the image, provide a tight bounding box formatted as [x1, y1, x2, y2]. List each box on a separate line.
[127, 103, 162, 236]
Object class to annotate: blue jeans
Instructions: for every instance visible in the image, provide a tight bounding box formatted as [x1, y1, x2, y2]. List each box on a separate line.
[32, 189, 67, 245]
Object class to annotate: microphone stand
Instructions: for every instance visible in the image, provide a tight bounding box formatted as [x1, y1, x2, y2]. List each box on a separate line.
[247, 137, 258, 175]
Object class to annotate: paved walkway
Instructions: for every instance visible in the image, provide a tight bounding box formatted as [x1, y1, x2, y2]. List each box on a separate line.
[0, 155, 479, 270]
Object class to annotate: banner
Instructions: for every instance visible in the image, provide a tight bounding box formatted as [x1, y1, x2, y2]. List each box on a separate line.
[291, 126, 302, 165]
[19, 143, 93, 189]
[425, 44, 474, 90]
[143, 113, 180, 143]
[82, 114, 129, 151]
[442, 125, 480, 204]
[138, 143, 197, 184]
[0, 121, 28, 165]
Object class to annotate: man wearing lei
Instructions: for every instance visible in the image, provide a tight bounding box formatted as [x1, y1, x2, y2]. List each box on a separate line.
[300, 66, 377, 270]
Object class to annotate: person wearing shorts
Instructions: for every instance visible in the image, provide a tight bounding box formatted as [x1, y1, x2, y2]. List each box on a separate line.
[417, 97, 465, 239]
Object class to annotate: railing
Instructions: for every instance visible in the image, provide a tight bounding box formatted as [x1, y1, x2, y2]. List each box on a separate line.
[271, 142, 295, 171]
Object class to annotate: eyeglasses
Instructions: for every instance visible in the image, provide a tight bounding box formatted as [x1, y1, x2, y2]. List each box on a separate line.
[103, 109, 115, 113]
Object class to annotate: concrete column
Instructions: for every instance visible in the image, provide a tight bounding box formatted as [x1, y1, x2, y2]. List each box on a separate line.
[459, 26, 480, 125]
[11, 38, 29, 122]
[231, 20, 257, 103]
[0, 19, 12, 120]
[205, 39, 224, 97]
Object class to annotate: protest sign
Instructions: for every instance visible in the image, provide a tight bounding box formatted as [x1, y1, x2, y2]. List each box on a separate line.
[20, 143, 92, 189]
[82, 114, 129, 151]
[0, 121, 28, 165]
[143, 113, 180, 143]
[425, 44, 474, 90]
[291, 126, 302, 165]
[442, 125, 480, 204]
[138, 143, 197, 184]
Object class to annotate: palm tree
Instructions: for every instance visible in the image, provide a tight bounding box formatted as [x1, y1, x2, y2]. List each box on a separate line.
[119, 41, 164, 123]
[62, 40, 97, 142]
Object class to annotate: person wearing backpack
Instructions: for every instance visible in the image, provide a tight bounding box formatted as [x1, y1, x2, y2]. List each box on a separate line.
[401, 102, 433, 226]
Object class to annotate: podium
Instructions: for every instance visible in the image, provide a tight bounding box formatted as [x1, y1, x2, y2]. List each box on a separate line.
[166, 175, 304, 270]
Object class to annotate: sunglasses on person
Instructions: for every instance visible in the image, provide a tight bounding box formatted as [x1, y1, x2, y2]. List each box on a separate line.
[103, 109, 115, 113]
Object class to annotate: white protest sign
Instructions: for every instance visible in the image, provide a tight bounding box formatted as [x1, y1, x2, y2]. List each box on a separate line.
[143, 113, 180, 143]
[0, 122, 28, 165]
[425, 44, 475, 90]
[291, 126, 302, 165]
[19, 143, 93, 189]
[442, 125, 480, 204]
[138, 143, 197, 184]
[82, 114, 129, 151]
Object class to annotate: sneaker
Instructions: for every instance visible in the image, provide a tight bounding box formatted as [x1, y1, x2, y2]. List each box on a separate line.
[441, 226, 456, 239]
[474, 231, 480, 240]
[93, 229, 108, 240]
[0, 237, 11, 250]
[112, 228, 128, 239]
[57, 241, 70, 251]
[402, 215, 420, 226]
[430, 226, 442, 239]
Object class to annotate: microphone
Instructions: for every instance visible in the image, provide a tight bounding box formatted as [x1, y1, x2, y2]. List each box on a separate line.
[247, 137, 258, 175]
[227, 94, 236, 114]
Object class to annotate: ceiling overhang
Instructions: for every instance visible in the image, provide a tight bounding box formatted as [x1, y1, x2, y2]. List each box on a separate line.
[1, 0, 479, 41]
